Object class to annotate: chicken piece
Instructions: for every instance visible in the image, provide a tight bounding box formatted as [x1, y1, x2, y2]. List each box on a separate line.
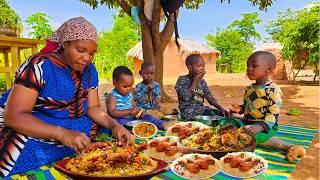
[155, 142, 170, 152]
[239, 159, 260, 171]
[178, 127, 199, 137]
[171, 125, 182, 133]
[164, 146, 179, 156]
[221, 133, 238, 147]
[188, 156, 214, 170]
[204, 157, 215, 165]
[178, 160, 200, 174]
[149, 140, 160, 147]
[136, 142, 148, 152]
[223, 156, 233, 163]
[230, 157, 244, 168]
[169, 141, 177, 146]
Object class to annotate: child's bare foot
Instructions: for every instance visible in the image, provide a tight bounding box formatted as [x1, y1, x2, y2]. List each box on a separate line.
[163, 120, 177, 130]
[286, 145, 306, 162]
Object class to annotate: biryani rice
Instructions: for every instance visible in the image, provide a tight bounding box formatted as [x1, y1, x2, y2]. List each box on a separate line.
[66, 145, 158, 176]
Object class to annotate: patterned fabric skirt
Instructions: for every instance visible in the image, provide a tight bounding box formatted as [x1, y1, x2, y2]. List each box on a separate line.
[0, 108, 92, 177]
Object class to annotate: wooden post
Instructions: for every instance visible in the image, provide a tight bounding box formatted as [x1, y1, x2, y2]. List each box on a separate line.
[4, 52, 12, 89]
[11, 46, 19, 77]
[18, 48, 21, 65]
[31, 44, 38, 54]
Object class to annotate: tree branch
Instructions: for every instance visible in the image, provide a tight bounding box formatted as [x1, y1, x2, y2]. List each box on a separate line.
[151, 0, 161, 53]
[139, 0, 154, 62]
[160, 13, 175, 50]
[118, 0, 131, 16]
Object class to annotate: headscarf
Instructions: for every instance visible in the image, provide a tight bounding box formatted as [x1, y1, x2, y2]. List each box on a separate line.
[41, 17, 98, 53]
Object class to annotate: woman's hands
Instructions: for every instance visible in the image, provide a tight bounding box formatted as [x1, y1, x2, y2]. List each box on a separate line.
[53, 126, 91, 152]
[112, 124, 135, 146]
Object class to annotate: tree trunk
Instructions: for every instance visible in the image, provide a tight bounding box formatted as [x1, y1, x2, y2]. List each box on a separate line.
[293, 63, 306, 81]
[119, 0, 176, 103]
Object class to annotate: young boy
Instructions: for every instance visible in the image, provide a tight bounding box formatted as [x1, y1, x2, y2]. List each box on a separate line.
[227, 51, 306, 162]
[175, 54, 229, 121]
[134, 62, 160, 111]
[106, 66, 175, 130]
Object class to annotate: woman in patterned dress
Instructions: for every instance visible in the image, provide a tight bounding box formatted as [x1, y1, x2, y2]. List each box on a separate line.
[0, 17, 134, 177]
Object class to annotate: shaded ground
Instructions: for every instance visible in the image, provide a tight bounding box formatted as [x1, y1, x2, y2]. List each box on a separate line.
[99, 72, 319, 180]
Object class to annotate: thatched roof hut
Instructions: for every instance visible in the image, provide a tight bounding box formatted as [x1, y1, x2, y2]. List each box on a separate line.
[127, 38, 220, 77]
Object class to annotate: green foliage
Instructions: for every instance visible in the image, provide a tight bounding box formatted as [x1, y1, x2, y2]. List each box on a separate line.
[79, 0, 274, 10]
[25, 12, 54, 40]
[0, 0, 22, 30]
[206, 12, 261, 73]
[0, 74, 6, 92]
[207, 29, 252, 73]
[95, 133, 114, 141]
[94, 13, 141, 80]
[266, 3, 320, 77]
[229, 12, 261, 42]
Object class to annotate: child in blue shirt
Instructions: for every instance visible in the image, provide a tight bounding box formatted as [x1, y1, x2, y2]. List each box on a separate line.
[134, 62, 160, 111]
[106, 66, 175, 130]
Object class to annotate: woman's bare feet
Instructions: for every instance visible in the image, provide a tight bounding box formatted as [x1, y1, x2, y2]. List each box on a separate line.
[286, 145, 306, 162]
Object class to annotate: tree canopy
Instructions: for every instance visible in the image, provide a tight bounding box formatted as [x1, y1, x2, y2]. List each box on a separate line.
[206, 12, 261, 73]
[266, 2, 319, 80]
[25, 12, 54, 40]
[0, 0, 22, 30]
[78, 0, 274, 10]
[94, 13, 141, 80]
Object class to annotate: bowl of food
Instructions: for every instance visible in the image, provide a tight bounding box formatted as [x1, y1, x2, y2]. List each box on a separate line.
[144, 136, 184, 162]
[133, 122, 158, 139]
[166, 122, 210, 137]
[171, 153, 220, 179]
[124, 120, 143, 130]
[195, 115, 223, 126]
[220, 152, 268, 178]
[55, 142, 169, 179]
[178, 128, 256, 159]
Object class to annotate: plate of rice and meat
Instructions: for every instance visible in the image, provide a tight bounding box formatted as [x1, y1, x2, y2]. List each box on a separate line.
[143, 136, 184, 162]
[54, 142, 169, 179]
[171, 153, 220, 179]
[178, 127, 256, 159]
[220, 152, 268, 178]
[166, 122, 210, 137]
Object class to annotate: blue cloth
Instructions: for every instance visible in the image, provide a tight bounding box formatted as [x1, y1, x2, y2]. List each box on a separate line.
[116, 114, 164, 129]
[0, 54, 99, 176]
[8, 113, 92, 175]
[134, 82, 160, 110]
[110, 89, 133, 111]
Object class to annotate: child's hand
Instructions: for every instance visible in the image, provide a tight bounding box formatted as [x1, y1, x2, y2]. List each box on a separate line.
[54, 127, 91, 153]
[194, 70, 206, 82]
[147, 85, 153, 94]
[129, 107, 140, 116]
[220, 108, 230, 117]
[229, 103, 242, 114]
[244, 125, 264, 136]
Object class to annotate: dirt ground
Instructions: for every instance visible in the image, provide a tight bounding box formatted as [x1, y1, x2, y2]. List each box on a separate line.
[98, 72, 319, 180]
